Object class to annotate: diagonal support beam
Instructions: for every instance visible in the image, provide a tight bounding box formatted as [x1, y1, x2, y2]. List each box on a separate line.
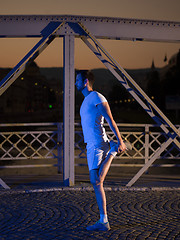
[0, 21, 64, 96]
[126, 129, 180, 186]
[72, 22, 180, 186]
[0, 178, 10, 189]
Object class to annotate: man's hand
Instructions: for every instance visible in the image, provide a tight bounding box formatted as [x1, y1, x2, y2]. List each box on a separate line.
[117, 141, 127, 153]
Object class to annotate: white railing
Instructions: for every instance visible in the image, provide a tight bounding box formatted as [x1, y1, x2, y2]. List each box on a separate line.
[75, 123, 180, 168]
[0, 123, 179, 171]
[0, 123, 63, 172]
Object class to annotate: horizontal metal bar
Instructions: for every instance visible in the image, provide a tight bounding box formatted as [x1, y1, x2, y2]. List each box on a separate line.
[0, 15, 179, 42]
[75, 163, 180, 168]
[0, 130, 57, 134]
[0, 157, 57, 161]
[76, 122, 180, 129]
[111, 164, 180, 168]
[0, 164, 56, 169]
[0, 122, 59, 127]
[1, 163, 179, 169]
[152, 164, 180, 167]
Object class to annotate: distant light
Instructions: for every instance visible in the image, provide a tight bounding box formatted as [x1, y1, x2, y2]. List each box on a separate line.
[128, 99, 131, 102]
[151, 96, 155, 99]
[49, 104, 53, 109]
[35, 82, 38, 86]
[21, 77, 24, 81]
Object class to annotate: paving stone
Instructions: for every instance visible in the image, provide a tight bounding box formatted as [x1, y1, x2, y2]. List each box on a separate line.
[0, 189, 179, 239]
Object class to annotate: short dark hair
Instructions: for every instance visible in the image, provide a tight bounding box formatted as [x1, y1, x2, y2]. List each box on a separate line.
[76, 70, 95, 87]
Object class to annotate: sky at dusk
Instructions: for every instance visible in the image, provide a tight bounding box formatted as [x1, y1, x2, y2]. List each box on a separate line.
[0, 0, 180, 69]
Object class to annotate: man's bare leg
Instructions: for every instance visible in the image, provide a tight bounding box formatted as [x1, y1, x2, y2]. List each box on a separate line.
[89, 154, 114, 219]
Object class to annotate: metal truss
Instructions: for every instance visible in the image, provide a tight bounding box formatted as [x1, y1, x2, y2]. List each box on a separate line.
[0, 21, 64, 96]
[72, 22, 180, 186]
[0, 16, 180, 187]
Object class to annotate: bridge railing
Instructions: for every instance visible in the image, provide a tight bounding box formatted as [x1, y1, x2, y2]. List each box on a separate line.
[75, 123, 180, 168]
[0, 122, 179, 172]
[0, 122, 63, 172]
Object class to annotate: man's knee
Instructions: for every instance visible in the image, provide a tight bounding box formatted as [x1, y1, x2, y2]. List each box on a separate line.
[90, 177, 102, 187]
[90, 169, 103, 186]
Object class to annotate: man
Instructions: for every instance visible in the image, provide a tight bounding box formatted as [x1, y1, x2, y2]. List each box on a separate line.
[75, 70, 127, 231]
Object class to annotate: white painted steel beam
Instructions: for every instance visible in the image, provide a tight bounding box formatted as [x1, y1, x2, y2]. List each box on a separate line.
[63, 35, 75, 186]
[74, 22, 180, 187]
[0, 178, 10, 189]
[0, 15, 179, 42]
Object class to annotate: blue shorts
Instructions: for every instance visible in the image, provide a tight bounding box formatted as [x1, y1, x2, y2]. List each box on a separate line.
[86, 141, 117, 171]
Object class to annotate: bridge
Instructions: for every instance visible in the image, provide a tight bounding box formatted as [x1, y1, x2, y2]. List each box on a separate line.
[0, 15, 180, 188]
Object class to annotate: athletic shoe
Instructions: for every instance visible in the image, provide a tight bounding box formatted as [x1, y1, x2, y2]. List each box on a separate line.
[86, 220, 110, 231]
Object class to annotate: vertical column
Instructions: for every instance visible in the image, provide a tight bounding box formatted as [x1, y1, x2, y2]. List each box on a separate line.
[63, 35, 75, 186]
[57, 122, 63, 173]
[145, 124, 150, 174]
[145, 125, 150, 164]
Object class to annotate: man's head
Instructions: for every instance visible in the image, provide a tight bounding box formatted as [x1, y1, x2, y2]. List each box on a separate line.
[75, 70, 95, 91]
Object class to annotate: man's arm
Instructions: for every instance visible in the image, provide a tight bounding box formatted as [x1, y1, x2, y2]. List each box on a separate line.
[97, 102, 126, 153]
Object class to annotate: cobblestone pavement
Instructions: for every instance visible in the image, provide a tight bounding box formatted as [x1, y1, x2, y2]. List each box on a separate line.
[0, 188, 180, 240]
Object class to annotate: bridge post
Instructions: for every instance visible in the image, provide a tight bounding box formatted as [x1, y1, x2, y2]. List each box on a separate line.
[63, 35, 75, 186]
